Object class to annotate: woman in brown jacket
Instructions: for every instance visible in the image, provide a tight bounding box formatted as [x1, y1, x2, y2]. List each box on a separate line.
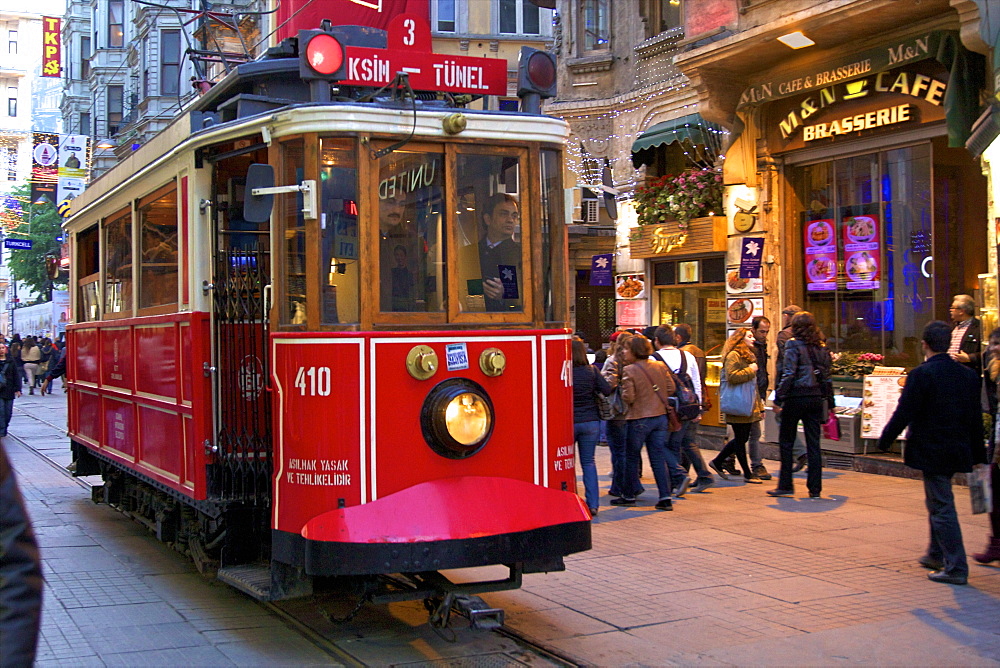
[614, 335, 679, 511]
[709, 328, 764, 484]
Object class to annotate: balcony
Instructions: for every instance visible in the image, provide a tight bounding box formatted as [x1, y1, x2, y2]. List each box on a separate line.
[633, 27, 684, 90]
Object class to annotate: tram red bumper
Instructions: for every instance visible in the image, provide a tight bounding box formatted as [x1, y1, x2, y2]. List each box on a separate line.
[278, 476, 592, 576]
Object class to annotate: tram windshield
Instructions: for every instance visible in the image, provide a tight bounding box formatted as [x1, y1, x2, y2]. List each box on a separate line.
[280, 137, 557, 329]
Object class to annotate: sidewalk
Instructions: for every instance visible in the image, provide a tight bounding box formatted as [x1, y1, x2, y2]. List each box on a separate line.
[5, 391, 339, 666]
[481, 442, 1000, 666]
[9, 391, 1000, 666]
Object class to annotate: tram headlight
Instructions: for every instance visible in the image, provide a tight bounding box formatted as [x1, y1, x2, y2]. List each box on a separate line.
[421, 379, 494, 459]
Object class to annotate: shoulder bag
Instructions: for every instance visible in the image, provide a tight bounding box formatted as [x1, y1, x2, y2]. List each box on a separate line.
[718, 355, 756, 417]
[632, 362, 682, 431]
[592, 366, 614, 421]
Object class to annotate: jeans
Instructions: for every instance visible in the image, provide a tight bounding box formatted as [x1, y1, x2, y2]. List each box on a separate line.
[607, 420, 640, 497]
[0, 397, 13, 436]
[626, 415, 673, 500]
[574, 420, 601, 511]
[716, 422, 753, 478]
[679, 422, 712, 483]
[777, 396, 823, 494]
[923, 472, 968, 577]
[774, 412, 806, 459]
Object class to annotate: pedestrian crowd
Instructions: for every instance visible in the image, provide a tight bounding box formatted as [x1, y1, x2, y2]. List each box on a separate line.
[573, 297, 999, 589]
[571, 311, 832, 515]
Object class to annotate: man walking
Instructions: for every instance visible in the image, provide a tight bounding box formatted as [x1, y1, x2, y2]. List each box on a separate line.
[878, 321, 987, 585]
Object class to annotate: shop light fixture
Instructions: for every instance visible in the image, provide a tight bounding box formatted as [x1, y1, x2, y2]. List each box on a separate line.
[96, 138, 115, 149]
[572, 82, 598, 87]
[777, 31, 815, 49]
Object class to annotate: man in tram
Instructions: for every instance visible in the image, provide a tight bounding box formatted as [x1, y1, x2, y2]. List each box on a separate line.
[379, 194, 424, 312]
[477, 193, 522, 312]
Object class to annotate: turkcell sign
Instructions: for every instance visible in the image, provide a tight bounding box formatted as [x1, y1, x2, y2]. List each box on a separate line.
[343, 47, 507, 96]
[4, 239, 32, 249]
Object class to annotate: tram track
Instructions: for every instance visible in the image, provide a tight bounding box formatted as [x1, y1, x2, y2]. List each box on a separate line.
[10, 410, 583, 667]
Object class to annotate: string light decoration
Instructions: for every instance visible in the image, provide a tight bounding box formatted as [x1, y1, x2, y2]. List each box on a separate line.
[550, 25, 729, 204]
[1, 194, 26, 232]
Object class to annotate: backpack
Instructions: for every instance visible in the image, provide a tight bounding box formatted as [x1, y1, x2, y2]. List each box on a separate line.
[654, 350, 702, 421]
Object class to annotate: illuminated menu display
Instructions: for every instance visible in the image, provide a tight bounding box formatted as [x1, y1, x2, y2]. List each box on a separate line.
[843, 215, 880, 290]
[804, 219, 836, 291]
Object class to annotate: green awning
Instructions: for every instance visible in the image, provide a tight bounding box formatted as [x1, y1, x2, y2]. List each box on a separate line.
[631, 114, 723, 167]
[966, 103, 1000, 158]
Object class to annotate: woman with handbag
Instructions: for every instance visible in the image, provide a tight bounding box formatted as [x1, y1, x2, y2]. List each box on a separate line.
[972, 327, 1000, 563]
[710, 328, 764, 484]
[769, 311, 832, 498]
[617, 334, 680, 511]
[603, 331, 641, 499]
[572, 337, 612, 516]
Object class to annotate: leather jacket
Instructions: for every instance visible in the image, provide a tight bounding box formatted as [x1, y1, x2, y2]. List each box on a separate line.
[775, 338, 831, 405]
[0, 445, 43, 667]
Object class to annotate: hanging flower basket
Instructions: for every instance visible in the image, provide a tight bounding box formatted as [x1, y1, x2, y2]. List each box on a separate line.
[634, 169, 723, 229]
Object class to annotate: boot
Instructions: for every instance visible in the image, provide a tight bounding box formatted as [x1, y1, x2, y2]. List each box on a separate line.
[972, 536, 1000, 564]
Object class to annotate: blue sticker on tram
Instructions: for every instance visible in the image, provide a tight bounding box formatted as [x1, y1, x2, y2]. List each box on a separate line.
[445, 343, 469, 371]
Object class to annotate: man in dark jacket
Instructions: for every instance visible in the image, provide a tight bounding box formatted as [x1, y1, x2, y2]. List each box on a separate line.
[948, 294, 982, 378]
[0, 443, 43, 666]
[878, 320, 987, 585]
[775, 305, 807, 469]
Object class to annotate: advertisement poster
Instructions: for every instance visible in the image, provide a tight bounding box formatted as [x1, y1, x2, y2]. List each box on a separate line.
[41, 17, 61, 77]
[30, 132, 59, 204]
[739, 236, 764, 278]
[616, 299, 646, 328]
[615, 274, 645, 300]
[804, 219, 836, 291]
[57, 134, 89, 204]
[726, 297, 763, 325]
[860, 372, 907, 440]
[843, 214, 880, 290]
[706, 298, 727, 322]
[726, 267, 763, 294]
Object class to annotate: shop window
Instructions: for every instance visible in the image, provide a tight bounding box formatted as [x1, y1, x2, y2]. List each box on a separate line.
[791, 140, 986, 369]
[453, 152, 525, 314]
[320, 139, 360, 325]
[137, 183, 178, 310]
[104, 208, 132, 314]
[378, 149, 445, 314]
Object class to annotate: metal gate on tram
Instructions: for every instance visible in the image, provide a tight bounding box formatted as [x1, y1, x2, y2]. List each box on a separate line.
[208, 246, 273, 505]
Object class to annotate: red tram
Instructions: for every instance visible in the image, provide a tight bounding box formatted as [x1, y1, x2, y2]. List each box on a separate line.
[63, 16, 590, 618]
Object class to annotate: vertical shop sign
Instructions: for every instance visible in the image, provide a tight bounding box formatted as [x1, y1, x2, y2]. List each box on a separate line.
[590, 253, 613, 286]
[739, 237, 764, 278]
[42, 17, 61, 77]
[804, 219, 837, 291]
[843, 215, 880, 290]
[31, 133, 59, 204]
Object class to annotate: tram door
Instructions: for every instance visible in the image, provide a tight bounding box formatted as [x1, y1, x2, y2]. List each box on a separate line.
[208, 150, 273, 508]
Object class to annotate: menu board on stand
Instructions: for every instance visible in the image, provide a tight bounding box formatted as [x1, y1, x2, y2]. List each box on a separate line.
[860, 367, 907, 441]
[843, 215, 880, 290]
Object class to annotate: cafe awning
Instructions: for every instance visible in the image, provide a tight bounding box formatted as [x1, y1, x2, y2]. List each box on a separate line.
[966, 103, 1000, 158]
[631, 114, 723, 167]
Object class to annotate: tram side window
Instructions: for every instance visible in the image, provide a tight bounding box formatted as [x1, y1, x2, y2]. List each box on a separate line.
[454, 153, 524, 313]
[540, 148, 564, 322]
[281, 139, 307, 325]
[104, 208, 132, 315]
[77, 224, 100, 322]
[377, 150, 444, 314]
[320, 140, 359, 325]
[138, 184, 178, 310]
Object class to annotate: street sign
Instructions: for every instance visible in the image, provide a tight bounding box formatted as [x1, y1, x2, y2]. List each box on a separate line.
[4, 239, 33, 249]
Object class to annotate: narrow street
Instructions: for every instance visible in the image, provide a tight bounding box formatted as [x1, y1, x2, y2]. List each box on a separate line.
[9, 390, 1000, 665]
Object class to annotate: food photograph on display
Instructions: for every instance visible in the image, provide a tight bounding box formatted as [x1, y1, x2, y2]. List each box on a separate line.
[726, 297, 763, 325]
[845, 215, 877, 243]
[615, 274, 645, 300]
[726, 268, 763, 294]
[806, 220, 834, 246]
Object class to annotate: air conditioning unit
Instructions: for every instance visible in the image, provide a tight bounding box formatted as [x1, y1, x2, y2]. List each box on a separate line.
[582, 199, 599, 224]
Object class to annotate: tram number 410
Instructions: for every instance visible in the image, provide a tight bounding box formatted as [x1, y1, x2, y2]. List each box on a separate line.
[294, 366, 332, 396]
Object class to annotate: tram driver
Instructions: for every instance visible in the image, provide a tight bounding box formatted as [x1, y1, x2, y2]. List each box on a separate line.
[475, 193, 522, 312]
